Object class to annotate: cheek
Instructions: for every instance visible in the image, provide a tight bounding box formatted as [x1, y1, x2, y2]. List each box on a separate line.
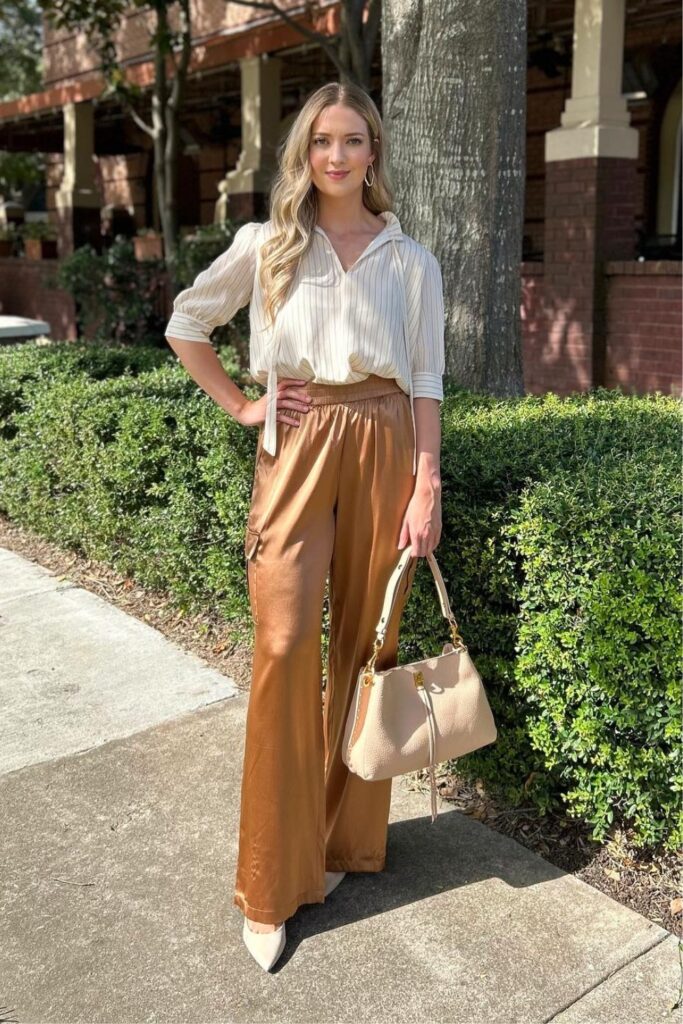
[309, 149, 325, 172]
[349, 149, 369, 168]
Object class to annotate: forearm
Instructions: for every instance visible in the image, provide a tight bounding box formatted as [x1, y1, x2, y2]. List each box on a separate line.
[413, 397, 442, 492]
[165, 337, 249, 420]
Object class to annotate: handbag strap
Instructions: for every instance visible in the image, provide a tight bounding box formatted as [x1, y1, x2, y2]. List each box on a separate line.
[414, 682, 439, 822]
[364, 546, 467, 672]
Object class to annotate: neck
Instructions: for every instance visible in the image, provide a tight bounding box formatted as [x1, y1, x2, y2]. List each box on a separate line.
[315, 195, 376, 234]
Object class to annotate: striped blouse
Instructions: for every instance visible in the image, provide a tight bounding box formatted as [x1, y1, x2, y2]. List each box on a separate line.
[164, 209, 445, 474]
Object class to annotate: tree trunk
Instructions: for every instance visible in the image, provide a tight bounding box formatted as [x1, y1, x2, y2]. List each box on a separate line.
[153, 0, 191, 287]
[382, 0, 527, 397]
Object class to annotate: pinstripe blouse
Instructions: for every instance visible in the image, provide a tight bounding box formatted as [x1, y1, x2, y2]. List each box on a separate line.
[164, 210, 445, 474]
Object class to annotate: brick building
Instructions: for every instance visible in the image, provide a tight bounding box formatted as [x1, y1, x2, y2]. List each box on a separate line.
[0, 0, 680, 395]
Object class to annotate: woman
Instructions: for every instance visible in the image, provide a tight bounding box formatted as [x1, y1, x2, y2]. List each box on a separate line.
[164, 80, 445, 971]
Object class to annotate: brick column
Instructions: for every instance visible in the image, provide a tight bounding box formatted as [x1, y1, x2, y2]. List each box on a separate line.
[542, 0, 639, 392]
[544, 156, 638, 389]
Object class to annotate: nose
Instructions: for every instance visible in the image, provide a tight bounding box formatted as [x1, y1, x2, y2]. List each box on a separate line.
[329, 144, 347, 163]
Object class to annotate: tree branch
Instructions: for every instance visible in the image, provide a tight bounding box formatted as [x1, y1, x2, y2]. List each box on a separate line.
[169, 0, 192, 115]
[225, 0, 348, 80]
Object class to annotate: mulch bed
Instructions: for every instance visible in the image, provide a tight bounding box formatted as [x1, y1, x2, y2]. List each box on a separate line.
[1, 512, 680, 938]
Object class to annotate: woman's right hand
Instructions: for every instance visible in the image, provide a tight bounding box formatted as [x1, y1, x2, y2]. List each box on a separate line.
[237, 377, 313, 428]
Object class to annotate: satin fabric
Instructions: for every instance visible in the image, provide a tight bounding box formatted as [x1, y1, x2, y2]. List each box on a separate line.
[234, 374, 419, 924]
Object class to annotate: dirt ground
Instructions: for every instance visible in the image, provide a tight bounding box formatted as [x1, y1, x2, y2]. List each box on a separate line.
[1, 512, 680, 938]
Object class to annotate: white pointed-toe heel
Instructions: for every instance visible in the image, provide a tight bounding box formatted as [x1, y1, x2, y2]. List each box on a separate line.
[242, 917, 286, 971]
[324, 870, 346, 897]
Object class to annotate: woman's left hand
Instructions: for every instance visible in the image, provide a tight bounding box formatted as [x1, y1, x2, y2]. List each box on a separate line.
[398, 482, 442, 557]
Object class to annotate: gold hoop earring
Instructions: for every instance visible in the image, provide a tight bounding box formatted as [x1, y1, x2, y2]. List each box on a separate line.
[364, 163, 376, 188]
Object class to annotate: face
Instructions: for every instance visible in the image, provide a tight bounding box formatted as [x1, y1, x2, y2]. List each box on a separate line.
[308, 103, 376, 196]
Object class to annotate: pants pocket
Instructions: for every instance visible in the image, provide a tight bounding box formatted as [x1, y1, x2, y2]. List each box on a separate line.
[244, 526, 261, 624]
[245, 525, 260, 560]
[255, 425, 265, 466]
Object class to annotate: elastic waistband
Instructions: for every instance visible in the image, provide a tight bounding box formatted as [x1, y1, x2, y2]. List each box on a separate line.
[300, 374, 406, 406]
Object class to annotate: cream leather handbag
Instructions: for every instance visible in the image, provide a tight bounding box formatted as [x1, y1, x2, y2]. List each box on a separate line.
[342, 544, 498, 822]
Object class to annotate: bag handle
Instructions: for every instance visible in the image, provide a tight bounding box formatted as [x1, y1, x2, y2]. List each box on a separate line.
[362, 546, 467, 678]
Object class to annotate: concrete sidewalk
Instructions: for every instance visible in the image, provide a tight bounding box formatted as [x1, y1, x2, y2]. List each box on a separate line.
[0, 545, 679, 1023]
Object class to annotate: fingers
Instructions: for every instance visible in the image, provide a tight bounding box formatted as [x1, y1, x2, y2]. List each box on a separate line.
[277, 405, 309, 426]
[276, 377, 313, 427]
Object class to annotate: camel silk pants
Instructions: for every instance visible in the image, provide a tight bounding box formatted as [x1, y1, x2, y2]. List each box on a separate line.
[233, 373, 419, 924]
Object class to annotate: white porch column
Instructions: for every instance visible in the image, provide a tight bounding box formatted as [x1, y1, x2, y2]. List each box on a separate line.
[215, 54, 282, 222]
[545, 0, 638, 162]
[55, 101, 101, 255]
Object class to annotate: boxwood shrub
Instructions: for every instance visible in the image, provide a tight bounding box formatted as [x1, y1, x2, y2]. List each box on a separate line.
[0, 341, 173, 439]
[0, 342, 679, 852]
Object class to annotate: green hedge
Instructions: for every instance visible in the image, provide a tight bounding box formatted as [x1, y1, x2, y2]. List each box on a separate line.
[0, 342, 680, 853]
[0, 344, 257, 637]
[0, 341, 173, 439]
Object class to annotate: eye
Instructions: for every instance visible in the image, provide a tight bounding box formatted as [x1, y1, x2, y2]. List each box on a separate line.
[312, 137, 364, 145]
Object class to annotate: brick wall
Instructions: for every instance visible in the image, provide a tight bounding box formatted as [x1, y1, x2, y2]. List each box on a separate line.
[0, 258, 76, 341]
[41, 0, 303, 87]
[604, 261, 681, 396]
[521, 261, 681, 397]
[520, 263, 547, 392]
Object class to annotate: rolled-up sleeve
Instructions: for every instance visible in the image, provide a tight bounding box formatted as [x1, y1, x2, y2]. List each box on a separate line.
[408, 249, 445, 401]
[164, 221, 261, 343]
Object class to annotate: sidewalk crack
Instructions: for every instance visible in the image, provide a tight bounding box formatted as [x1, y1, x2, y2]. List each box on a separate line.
[543, 929, 672, 1023]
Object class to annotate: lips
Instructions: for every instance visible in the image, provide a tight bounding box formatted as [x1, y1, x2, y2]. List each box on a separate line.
[326, 171, 349, 179]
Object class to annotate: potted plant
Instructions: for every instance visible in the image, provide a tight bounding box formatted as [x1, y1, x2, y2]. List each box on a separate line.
[134, 227, 164, 261]
[22, 220, 58, 259]
[0, 225, 16, 257]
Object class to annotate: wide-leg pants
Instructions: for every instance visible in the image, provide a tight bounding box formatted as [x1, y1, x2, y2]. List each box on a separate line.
[233, 373, 419, 924]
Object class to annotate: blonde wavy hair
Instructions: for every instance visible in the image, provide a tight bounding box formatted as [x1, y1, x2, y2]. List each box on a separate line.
[257, 80, 395, 330]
